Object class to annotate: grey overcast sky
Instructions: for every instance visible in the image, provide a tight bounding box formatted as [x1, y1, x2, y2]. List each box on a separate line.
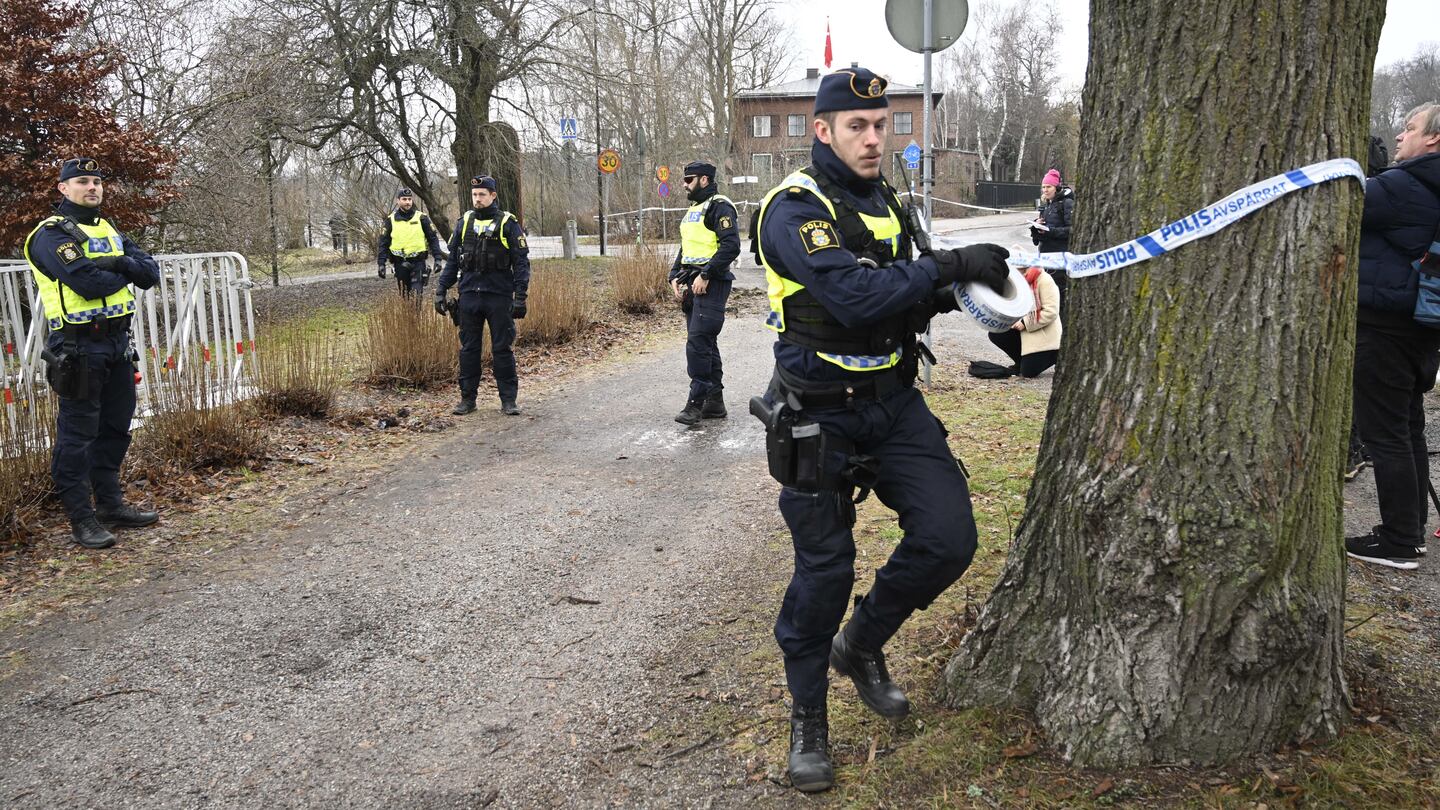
[777, 1, 1437, 94]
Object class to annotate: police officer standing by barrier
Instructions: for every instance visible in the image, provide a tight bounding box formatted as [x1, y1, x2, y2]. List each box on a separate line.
[435, 175, 530, 416]
[376, 187, 444, 297]
[24, 158, 161, 549]
[668, 160, 739, 424]
[750, 69, 1010, 792]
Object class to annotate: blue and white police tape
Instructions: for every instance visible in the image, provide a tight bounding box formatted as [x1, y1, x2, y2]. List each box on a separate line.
[1007, 158, 1365, 278]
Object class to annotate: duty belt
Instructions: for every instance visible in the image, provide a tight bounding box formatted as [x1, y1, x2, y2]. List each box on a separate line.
[771, 363, 908, 411]
[57, 314, 131, 338]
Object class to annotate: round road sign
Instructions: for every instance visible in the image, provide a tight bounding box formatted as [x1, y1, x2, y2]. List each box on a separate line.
[656, 166, 670, 182]
[658, 181, 670, 198]
[598, 148, 621, 174]
[885, 0, 968, 54]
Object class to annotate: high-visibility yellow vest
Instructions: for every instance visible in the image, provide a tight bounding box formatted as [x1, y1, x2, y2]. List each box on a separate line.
[389, 211, 428, 256]
[461, 209, 513, 248]
[678, 195, 733, 267]
[24, 215, 134, 331]
[755, 170, 906, 371]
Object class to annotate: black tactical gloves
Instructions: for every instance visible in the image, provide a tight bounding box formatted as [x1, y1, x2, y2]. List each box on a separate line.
[931, 244, 1009, 293]
[378, 264, 387, 279]
[511, 298, 527, 320]
[433, 295, 447, 316]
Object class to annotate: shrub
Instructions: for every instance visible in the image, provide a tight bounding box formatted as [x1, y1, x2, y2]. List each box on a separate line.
[517, 265, 593, 346]
[130, 364, 267, 478]
[253, 325, 344, 417]
[365, 293, 457, 387]
[0, 395, 56, 545]
[608, 246, 669, 314]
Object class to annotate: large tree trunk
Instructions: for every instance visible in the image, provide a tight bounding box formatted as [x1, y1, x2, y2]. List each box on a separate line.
[943, 0, 1384, 767]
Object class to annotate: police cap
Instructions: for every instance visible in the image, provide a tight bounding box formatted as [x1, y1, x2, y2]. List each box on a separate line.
[59, 158, 104, 182]
[396, 187, 413, 198]
[682, 161, 716, 181]
[813, 68, 889, 115]
[471, 175, 497, 191]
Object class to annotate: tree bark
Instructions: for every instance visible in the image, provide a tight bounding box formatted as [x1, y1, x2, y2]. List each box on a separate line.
[943, 0, 1384, 767]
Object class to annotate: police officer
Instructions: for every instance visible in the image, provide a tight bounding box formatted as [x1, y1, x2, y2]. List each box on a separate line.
[752, 69, 1010, 792]
[24, 158, 161, 549]
[668, 161, 740, 424]
[376, 187, 444, 297]
[435, 175, 530, 416]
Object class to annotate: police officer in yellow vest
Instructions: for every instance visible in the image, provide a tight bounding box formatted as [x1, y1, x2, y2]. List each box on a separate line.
[668, 160, 740, 424]
[24, 158, 161, 550]
[751, 69, 1010, 791]
[435, 175, 530, 415]
[376, 187, 443, 297]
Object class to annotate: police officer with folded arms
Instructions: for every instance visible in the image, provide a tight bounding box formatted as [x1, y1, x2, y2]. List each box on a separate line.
[376, 186, 444, 297]
[751, 69, 1009, 792]
[668, 160, 740, 424]
[24, 158, 161, 549]
[435, 175, 530, 416]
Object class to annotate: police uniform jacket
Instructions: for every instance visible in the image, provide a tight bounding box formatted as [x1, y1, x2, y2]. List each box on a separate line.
[758, 142, 943, 384]
[376, 207, 443, 263]
[29, 199, 160, 309]
[669, 184, 740, 282]
[1359, 152, 1440, 330]
[437, 202, 531, 298]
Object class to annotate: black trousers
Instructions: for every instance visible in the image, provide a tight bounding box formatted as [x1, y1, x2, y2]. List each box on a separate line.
[683, 279, 730, 401]
[387, 256, 430, 297]
[774, 385, 977, 708]
[47, 330, 135, 521]
[986, 330, 1057, 378]
[457, 292, 517, 402]
[1353, 323, 1440, 547]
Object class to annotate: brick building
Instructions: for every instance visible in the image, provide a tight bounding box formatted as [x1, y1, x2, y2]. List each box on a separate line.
[730, 67, 983, 205]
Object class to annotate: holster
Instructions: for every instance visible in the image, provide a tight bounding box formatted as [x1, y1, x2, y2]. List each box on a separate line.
[749, 395, 880, 525]
[43, 338, 89, 399]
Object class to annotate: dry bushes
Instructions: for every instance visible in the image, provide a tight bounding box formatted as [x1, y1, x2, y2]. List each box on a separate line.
[253, 325, 344, 417]
[517, 266, 593, 346]
[365, 293, 457, 387]
[130, 365, 267, 478]
[608, 246, 669, 314]
[0, 396, 56, 544]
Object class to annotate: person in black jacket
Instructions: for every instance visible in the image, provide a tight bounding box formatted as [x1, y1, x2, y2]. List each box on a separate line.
[1347, 102, 1440, 570]
[1030, 168, 1074, 318]
[376, 188, 444, 297]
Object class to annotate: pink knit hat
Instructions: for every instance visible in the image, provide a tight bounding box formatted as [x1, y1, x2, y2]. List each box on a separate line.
[1042, 169, 1061, 187]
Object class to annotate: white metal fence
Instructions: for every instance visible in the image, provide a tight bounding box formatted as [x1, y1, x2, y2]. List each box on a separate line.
[1, 253, 257, 416]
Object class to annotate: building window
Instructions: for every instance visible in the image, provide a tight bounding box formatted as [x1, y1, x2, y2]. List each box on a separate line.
[894, 112, 913, 135]
[787, 114, 805, 137]
[752, 115, 772, 138]
[752, 153, 773, 179]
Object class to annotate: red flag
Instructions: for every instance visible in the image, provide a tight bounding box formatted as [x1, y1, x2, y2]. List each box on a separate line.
[824, 19, 832, 69]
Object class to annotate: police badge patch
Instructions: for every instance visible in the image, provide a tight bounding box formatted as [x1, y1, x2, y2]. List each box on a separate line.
[56, 242, 82, 264]
[799, 220, 839, 254]
[719, 216, 732, 230]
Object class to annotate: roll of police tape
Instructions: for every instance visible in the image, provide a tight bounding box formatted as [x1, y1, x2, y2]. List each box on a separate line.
[1006, 157, 1365, 278]
[953, 267, 1035, 333]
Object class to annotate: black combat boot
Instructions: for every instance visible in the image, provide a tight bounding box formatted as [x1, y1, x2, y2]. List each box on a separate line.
[501, 399, 520, 415]
[788, 704, 833, 792]
[452, 397, 477, 415]
[700, 388, 727, 418]
[830, 620, 910, 718]
[96, 503, 159, 528]
[674, 398, 703, 425]
[71, 516, 116, 550]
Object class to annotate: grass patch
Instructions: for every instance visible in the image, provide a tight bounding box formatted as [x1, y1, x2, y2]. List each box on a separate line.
[130, 365, 268, 479]
[516, 264, 595, 346]
[364, 294, 456, 388]
[0, 395, 56, 547]
[608, 246, 669, 314]
[253, 323, 345, 417]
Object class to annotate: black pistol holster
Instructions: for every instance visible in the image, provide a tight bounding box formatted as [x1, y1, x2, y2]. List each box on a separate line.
[749, 393, 880, 525]
[43, 336, 89, 400]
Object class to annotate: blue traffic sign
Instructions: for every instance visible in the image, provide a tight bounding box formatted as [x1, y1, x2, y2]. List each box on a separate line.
[560, 118, 578, 141]
[902, 141, 922, 170]
[657, 181, 670, 198]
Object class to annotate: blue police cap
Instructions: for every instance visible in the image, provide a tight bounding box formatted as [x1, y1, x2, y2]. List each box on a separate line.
[59, 158, 104, 182]
[396, 187, 413, 198]
[471, 175, 497, 191]
[813, 68, 889, 115]
[683, 161, 716, 180]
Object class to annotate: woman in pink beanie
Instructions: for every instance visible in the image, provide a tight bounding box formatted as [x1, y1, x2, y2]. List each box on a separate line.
[1031, 167, 1075, 317]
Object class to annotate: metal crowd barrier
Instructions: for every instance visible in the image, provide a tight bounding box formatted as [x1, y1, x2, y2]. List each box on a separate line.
[0, 252, 257, 418]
